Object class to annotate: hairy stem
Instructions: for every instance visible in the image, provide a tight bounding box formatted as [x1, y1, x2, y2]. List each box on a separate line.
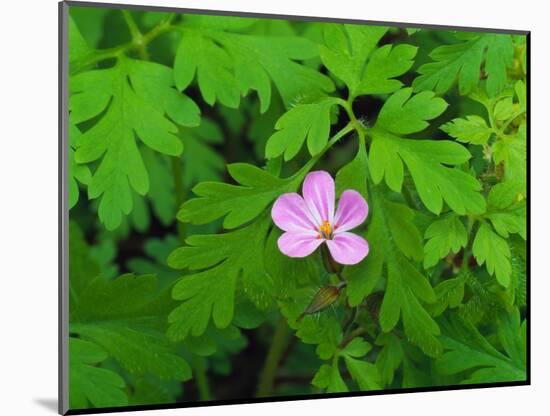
[256, 318, 290, 397]
[192, 355, 212, 401]
[335, 98, 367, 141]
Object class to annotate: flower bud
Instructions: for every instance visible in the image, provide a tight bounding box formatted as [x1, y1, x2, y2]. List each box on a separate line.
[297, 283, 344, 321]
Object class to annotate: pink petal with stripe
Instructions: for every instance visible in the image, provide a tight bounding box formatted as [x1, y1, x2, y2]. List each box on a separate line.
[277, 231, 324, 258]
[334, 190, 369, 233]
[302, 171, 335, 225]
[272, 193, 318, 232]
[326, 232, 369, 265]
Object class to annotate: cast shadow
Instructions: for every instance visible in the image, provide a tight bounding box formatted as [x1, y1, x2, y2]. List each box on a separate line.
[34, 398, 58, 413]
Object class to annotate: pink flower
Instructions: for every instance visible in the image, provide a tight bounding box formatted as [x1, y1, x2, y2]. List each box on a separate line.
[271, 171, 369, 265]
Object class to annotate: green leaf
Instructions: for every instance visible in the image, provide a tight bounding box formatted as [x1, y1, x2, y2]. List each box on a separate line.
[174, 28, 241, 108]
[265, 97, 339, 160]
[312, 363, 348, 393]
[68, 16, 92, 65]
[515, 80, 527, 113]
[70, 225, 191, 383]
[71, 273, 192, 381]
[507, 237, 527, 307]
[375, 88, 448, 135]
[423, 215, 468, 268]
[485, 35, 515, 97]
[472, 223, 512, 287]
[436, 310, 526, 384]
[311, 336, 380, 393]
[365, 188, 441, 357]
[429, 272, 469, 317]
[413, 33, 514, 96]
[69, 122, 91, 209]
[375, 333, 404, 386]
[320, 24, 416, 97]
[486, 181, 526, 239]
[127, 235, 181, 287]
[344, 356, 382, 391]
[73, 321, 192, 381]
[128, 376, 182, 406]
[369, 89, 485, 215]
[181, 119, 225, 187]
[336, 337, 367, 357]
[441, 115, 492, 145]
[69, 338, 128, 409]
[175, 18, 334, 110]
[167, 213, 272, 340]
[383, 199, 424, 261]
[494, 122, 527, 186]
[70, 56, 199, 230]
[494, 97, 515, 121]
[345, 188, 426, 307]
[311, 335, 380, 393]
[379, 264, 441, 357]
[335, 143, 368, 199]
[279, 288, 341, 360]
[177, 163, 299, 229]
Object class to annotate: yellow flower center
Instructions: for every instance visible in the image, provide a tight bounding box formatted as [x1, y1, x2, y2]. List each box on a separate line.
[318, 220, 333, 239]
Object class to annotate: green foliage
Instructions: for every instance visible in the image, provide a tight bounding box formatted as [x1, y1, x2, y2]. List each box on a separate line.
[486, 181, 526, 239]
[472, 223, 512, 287]
[69, 122, 91, 209]
[441, 115, 492, 145]
[423, 215, 468, 268]
[265, 97, 339, 160]
[369, 88, 485, 215]
[67, 7, 527, 409]
[174, 15, 334, 110]
[312, 338, 381, 392]
[177, 163, 301, 229]
[69, 338, 128, 409]
[436, 309, 526, 383]
[70, 55, 199, 229]
[320, 24, 416, 98]
[413, 33, 514, 97]
[166, 213, 273, 340]
[353, 186, 442, 357]
[69, 222, 192, 408]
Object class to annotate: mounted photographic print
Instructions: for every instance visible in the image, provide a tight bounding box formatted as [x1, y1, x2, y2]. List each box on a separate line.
[59, 1, 530, 414]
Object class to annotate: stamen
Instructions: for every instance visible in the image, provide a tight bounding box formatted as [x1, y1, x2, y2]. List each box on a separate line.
[318, 220, 333, 239]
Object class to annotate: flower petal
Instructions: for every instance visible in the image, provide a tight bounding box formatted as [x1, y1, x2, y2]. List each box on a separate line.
[333, 190, 369, 233]
[272, 193, 318, 232]
[326, 232, 369, 265]
[302, 171, 335, 225]
[278, 231, 323, 258]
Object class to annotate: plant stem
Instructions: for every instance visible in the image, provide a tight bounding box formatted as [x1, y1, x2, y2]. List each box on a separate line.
[121, 10, 149, 60]
[342, 306, 359, 336]
[71, 16, 176, 73]
[192, 355, 212, 401]
[256, 318, 290, 397]
[335, 98, 367, 141]
[122, 10, 141, 40]
[291, 123, 354, 183]
[339, 326, 367, 349]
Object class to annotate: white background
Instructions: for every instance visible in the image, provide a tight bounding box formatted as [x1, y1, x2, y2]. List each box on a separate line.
[0, 0, 546, 415]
